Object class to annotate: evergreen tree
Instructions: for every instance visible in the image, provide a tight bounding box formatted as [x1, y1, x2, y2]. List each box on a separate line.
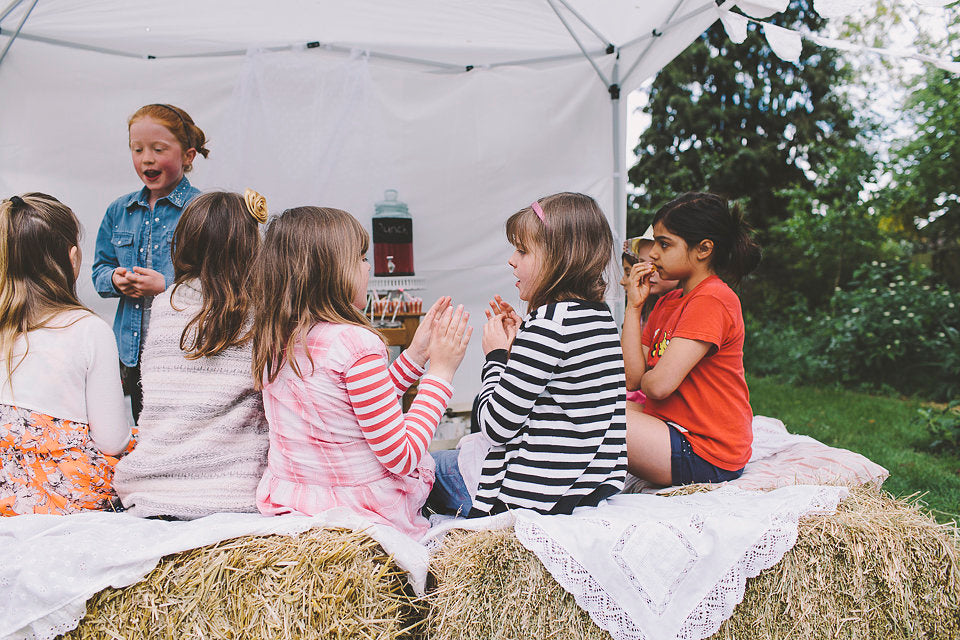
[627, 0, 876, 312]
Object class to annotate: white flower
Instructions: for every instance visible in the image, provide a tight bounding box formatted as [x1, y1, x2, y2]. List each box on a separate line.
[883, 311, 891, 317]
[835, 286, 842, 292]
[894, 339, 900, 345]
[892, 319, 901, 324]
[870, 288, 877, 293]
[896, 274, 904, 281]
[939, 332, 947, 338]
[871, 261, 878, 266]
[910, 280, 917, 286]
[943, 291, 950, 296]
[907, 312, 915, 318]
[889, 283, 896, 288]
[923, 285, 930, 291]
[950, 303, 956, 309]
[880, 262, 887, 267]
[900, 305, 907, 311]
[886, 345, 892, 349]
[851, 308, 860, 313]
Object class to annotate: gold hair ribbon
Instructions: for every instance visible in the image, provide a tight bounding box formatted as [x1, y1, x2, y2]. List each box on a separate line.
[244, 189, 268, 224]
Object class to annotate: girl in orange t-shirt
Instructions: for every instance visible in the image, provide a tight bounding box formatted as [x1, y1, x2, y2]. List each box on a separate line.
[622, 192, 761, 487]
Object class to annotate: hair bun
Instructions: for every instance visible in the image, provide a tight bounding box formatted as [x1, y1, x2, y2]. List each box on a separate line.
[244, 189, 268, 224]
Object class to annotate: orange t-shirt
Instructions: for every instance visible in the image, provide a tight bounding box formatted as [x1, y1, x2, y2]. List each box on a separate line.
[641, 275, 752, 470]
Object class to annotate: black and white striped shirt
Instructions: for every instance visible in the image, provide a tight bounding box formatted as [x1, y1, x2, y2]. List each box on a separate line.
[470, 300, 627, 517]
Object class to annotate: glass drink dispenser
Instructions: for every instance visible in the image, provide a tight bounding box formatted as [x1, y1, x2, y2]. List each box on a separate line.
[372, 189, 414, 277]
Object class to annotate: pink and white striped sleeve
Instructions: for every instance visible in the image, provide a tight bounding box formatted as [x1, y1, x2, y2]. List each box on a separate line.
[387, 350, 424, 395]
[346, 353, 452, 476]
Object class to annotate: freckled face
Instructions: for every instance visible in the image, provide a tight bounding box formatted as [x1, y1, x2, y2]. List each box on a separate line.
[129, 117, 194, 198]
[509, 244, 542, 302]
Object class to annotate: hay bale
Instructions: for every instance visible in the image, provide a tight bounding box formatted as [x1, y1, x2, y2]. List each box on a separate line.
[65, 528, 423, 640]
[425, 488, 960, 640]
[426, 528, 611, 640]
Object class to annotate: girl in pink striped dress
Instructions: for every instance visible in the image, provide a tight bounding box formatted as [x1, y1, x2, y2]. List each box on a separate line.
[251, 206, 472, 538]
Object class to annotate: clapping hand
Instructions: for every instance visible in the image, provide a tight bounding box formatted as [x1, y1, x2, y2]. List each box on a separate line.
[428, 304, 473, 382]
[407, 296, 452, 366]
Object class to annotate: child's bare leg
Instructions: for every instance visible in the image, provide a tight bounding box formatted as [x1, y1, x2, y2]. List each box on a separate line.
[625, 408, 672, 486]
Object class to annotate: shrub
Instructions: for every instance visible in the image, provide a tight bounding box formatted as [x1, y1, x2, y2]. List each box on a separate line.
[745, 260, 960, 401]
[919, 401, 960, 456]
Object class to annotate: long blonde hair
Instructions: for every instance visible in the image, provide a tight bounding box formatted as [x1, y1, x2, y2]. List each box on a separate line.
[0, 193, 91, 385]
[251, 206, 375, 388]
[506, 192, 613, 311]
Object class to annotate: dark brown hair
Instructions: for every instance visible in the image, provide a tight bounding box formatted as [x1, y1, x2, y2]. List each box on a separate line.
[250, 206, 375, 387]
[128, 104, 210, 170]
[653, 192, 762, 285]
[171, 192, 261, 358]
[506, 192, 613, 311]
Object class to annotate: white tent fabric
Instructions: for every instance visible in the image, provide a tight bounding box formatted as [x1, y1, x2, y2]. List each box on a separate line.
[0, 0, 732, 406]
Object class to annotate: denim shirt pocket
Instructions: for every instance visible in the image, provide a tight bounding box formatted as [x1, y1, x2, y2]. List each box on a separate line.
[111, 231, 135, 267]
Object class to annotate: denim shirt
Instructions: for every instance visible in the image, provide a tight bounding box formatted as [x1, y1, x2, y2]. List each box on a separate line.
[92, 177, 200, 366]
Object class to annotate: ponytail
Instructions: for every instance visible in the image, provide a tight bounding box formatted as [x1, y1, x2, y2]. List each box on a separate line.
[652, 192, 761, 285]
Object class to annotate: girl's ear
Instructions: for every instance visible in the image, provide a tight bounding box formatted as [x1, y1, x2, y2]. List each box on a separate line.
[69, 245, 82, 280]
[695, 238, 714, 263]
[182, 147, 198, 171]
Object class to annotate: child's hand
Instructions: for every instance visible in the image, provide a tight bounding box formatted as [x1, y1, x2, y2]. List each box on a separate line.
[127, 267, 167, 298]
[407, 296, 451, 366]
[482, 312, 514, 355]
[624, 262, 656, 310]
[428, 305, 472, 382]
[112, 267, 141, 297]
[488, 295, 521, 343]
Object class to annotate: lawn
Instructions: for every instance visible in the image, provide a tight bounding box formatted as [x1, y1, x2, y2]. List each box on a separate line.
[748, 376, 960, 523]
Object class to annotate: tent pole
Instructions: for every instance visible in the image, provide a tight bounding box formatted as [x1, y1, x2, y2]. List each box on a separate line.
[0, 0, 25, 24]
[0, 0, 37, 68]
[545, 0, 609, 87]
[610, 54, 625, 326]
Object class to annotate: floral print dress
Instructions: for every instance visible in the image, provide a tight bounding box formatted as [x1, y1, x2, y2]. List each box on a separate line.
[0, 403, 126, 516]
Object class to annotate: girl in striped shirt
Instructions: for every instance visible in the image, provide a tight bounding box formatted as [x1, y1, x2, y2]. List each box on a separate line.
[251, 206, 471, 538]
[429, 192, 628, 517]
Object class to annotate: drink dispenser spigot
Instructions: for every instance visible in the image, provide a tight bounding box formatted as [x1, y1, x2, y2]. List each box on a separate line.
[373, 189, 414, 277]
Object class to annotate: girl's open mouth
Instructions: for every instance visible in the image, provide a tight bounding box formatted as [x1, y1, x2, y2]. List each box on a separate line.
[143, 170, 161, 179]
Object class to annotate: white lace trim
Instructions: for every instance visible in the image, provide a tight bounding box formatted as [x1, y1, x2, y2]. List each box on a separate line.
[514, 487, 844, 640]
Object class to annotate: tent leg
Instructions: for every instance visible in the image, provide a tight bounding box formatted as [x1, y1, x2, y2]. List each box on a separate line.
[610, 56, 626, 327]
[0, 0, 38, 67]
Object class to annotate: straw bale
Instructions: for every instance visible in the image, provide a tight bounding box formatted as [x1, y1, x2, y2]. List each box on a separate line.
[64, 527, 423, 640]
[425, 488, 960, 640]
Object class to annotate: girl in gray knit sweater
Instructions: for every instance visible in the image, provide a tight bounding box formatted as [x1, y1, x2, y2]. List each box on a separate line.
[113, 191, 269, 519]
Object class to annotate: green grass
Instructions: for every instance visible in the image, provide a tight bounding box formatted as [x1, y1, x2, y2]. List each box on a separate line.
[749, 376, 960, 523]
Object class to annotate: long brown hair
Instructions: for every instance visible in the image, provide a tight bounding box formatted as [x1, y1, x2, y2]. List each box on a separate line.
[506, 192, 613, 311]
[251, 206, 374, 388]
[0, 193, 91, 384]
[170, 192, 261, 358]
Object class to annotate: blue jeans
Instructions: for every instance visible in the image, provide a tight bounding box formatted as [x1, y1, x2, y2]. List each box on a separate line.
[428, 449, 473, 516]
[668, 423, 744, 485]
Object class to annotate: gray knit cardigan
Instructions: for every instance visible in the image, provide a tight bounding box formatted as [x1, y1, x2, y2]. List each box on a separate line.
[113, 280, 269, 519]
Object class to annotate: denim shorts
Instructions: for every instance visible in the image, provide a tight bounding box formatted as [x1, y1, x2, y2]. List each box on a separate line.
[668, 423, 744, 486]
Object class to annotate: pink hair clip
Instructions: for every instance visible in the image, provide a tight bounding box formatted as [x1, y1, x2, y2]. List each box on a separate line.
[531, 201, 545, 222]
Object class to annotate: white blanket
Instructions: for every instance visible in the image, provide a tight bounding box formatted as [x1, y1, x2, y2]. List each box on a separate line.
[424, 484, 848, 640]
[0, 509, 429, 640]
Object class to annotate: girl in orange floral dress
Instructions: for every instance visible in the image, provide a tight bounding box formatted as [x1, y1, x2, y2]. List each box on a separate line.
[1, 193, 131, 516]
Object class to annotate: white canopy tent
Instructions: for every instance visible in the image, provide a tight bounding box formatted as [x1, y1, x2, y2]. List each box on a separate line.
[0, 0, 754, 406]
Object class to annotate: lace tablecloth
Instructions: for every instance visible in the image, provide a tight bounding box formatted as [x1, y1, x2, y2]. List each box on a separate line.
[425, 484, 848, 640]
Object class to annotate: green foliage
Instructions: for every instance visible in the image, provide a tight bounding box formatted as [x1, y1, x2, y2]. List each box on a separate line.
[745, 260, 960, 401]
[628, 0, 864, 233]
[918, 401, 960, 457]
[883, 64, 960, 286]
